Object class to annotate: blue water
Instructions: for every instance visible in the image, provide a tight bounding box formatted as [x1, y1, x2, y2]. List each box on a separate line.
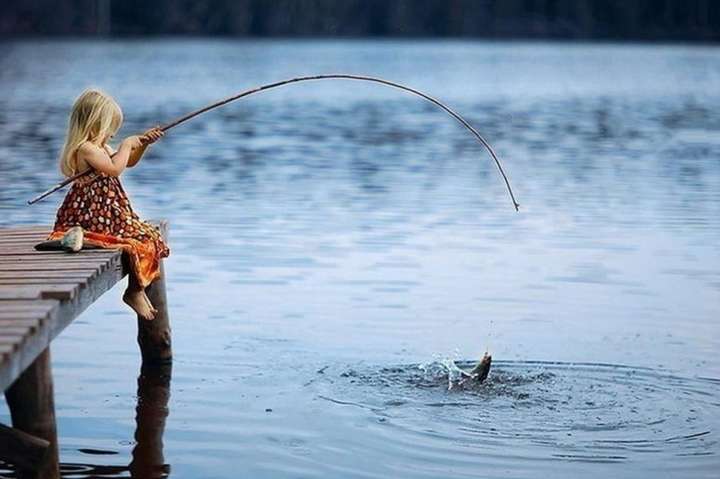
[0, 39, 719, 478]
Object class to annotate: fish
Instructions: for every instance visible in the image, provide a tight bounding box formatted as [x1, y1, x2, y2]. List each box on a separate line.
[35, 226, 100, 252]
[453, 352, 492, 389]
[60, 226, 84, 253]
[469, 352, 492, 383]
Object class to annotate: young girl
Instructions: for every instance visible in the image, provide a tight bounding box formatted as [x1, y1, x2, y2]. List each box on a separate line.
[48, 89, 169, 320]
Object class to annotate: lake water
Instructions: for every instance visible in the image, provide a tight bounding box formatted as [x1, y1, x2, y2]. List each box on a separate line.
[0, 39, 718, 478]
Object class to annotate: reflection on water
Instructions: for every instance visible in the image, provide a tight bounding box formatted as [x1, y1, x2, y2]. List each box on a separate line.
[0, 40, 719, 478]
[0, 364, 170, 478]
[129, 364, 171, 479]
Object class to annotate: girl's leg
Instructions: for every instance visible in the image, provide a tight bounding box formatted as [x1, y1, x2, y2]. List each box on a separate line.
[123, 270, 156, 320]
[142, 285, 158, 314]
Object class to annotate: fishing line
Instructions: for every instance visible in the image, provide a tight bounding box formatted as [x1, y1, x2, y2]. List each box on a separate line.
[28, 74, 520, 210]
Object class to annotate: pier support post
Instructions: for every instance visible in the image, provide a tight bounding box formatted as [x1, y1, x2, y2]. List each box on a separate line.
[4, 348, 60, 479]
[137, 221, 172, 364]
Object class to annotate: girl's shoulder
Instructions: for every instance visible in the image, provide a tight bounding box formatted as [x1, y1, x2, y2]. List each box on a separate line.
[77, 141, 115, 159]
[75, 142, 111, 175]
[77, 141, 105, 156]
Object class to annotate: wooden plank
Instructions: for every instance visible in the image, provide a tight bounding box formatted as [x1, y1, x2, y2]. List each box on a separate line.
[0, 253, 116, 259]
[0, 308, 49, 318]
[0, 269, 98, 276]
[0, 341, 26, 350]
[0, 238, 41, 242]
[0, 279, 92, 286]
[0, 311, 51, 319]
[0, 244, 52, 249]
[0, 256, 114, 271]
[0, 307, 53, 315]
[0, 266, 100, 272]
[0, 309, 49, 319]
[0, 271, 97, 279]
[0, 310, 53, 316]
[0, 267, 114, 278]
[0, 299, 60, 309]
[0, 328, 31, 337]
[0, 250, 120, 257]
[0, 308, 57, 317]
[0, 229, 48, 234]
[0, 241, 45, 247]
[0, 232, 48, 238]
[0, 237, 43, 242]
[0, 311, 45, 322]
[0, 252, 109, 257]
[0, 225, 48, 230]
[0, 267, 107, 275]
[0, 315, 52, 322]
[0, 310, 55, 318]
[0, 231, 45, 235]
[0, 340, 32, 355]
[0, 264, 108, 271]
[0, 228, 48, 235]
[0, 258, 108, 266]
[0, 334, 28, 346]
[0, 285, 78, 301]
[0, 319, 42, 330]
[0, 257, 111, 263]
[0, 238, 47, 243]
[0, 290, 44, 300]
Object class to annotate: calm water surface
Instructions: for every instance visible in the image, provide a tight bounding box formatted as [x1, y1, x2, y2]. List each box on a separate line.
[0, 39, 718, 478]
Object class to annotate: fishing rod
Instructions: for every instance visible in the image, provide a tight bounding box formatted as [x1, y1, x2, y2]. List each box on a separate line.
[28, 74, 520, 211]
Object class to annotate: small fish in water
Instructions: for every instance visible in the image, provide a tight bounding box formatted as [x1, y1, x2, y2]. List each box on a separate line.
[468, 352, 492, 383]
[448, 352, 492, 390]
[60, 226, 84, 253]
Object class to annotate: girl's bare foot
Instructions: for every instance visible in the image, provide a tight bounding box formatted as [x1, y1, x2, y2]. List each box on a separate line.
[141, 290, 158, 315]
[123, 289, 155, 320]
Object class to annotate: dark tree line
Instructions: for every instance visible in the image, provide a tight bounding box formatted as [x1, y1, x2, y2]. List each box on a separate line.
[2, 0, 718, 41]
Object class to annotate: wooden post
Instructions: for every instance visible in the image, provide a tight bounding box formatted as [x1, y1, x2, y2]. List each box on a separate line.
[137, 222, 172, 364]
[0, 424, 50, 474]
[4, 348, 59, 479]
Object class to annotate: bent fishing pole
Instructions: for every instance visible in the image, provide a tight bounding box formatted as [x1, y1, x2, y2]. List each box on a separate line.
[27, 74, 520, 211]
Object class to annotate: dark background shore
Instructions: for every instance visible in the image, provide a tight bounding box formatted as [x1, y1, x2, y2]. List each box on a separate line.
[2, 0, 719, 42]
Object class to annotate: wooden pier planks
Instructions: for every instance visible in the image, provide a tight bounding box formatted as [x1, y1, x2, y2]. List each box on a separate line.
[0, 223, 170, 478]
[0, 226, 124, 392]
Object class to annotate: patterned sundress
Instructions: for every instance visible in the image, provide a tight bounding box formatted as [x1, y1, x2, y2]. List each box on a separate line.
[48, 171, 170, 288]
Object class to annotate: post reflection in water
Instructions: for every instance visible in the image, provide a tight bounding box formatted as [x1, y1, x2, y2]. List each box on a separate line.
[58, 364, 172, 479]
[129, 363, 172, 479]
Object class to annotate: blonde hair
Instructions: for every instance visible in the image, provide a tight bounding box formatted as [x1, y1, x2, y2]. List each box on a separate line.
[59, 89, 123, 177]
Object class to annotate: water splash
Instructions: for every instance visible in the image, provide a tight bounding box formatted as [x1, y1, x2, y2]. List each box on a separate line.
[315, 360, 720, 463]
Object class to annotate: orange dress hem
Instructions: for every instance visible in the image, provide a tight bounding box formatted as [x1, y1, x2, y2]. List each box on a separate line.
[48, 228, 163, 288]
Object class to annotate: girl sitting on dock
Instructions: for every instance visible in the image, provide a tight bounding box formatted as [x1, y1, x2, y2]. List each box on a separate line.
[48, 89, 169, 320]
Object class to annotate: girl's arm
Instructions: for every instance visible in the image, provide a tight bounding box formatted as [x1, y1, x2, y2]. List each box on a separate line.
[78, 136, 142, 177]
[128, 127, 164, 168]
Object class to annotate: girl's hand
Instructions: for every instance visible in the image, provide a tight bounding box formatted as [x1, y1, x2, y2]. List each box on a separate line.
[121, 135, 144, 150]
[140, 127, 164, 145]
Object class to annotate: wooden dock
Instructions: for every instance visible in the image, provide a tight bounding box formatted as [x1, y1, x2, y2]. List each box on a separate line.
[0, 224, 171, 479]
